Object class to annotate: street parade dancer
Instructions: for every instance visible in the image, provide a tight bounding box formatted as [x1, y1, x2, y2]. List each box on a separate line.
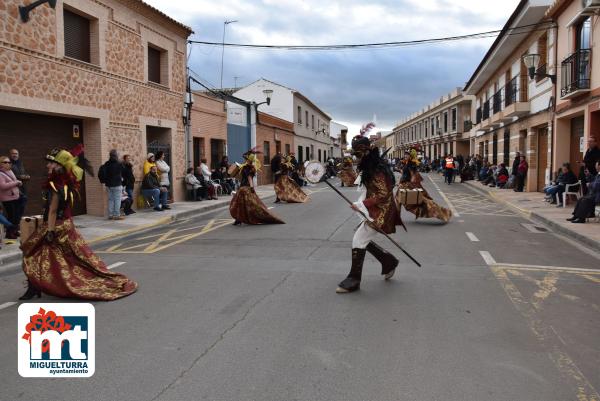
[398, 149, 452, 223]
[337, 156, 357, 187]
[230, 149, 285, 225]
[273, 154, 310, 203]
[337, 123, 405, 294]
[19, 146, 138, 301]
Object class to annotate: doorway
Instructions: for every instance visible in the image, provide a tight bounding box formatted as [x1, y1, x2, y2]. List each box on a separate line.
[210, 139, 225, 170]
[537, 127, 549, 190]
[570, 116, 584, 172]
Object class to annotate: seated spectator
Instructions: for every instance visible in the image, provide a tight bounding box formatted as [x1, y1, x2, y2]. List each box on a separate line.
[195, 166, 217, 200]
[120, 188, 135, 216]
[482, 165, 497, 186]
[185, 167, 207, 200]
[545, 163, 578, 206]
[567, 161, 600, 223]
[478, 163, 490, 182]
[141, 165, 169, 212]
[496, 164, 509, 188]
[212, 168, 232, 195]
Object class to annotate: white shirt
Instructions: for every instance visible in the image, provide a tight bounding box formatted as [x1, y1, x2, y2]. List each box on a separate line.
[200, 163, 211, 181]
[155, 159, 170, 186]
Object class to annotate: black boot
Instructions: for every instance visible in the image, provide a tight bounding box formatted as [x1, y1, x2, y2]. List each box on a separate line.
[233, 220, 241, 226]
[274, 198, 281, 203]
[336, 248, 366, 293]
[366, 241, 399, 280]
[19, 281, 41, 300]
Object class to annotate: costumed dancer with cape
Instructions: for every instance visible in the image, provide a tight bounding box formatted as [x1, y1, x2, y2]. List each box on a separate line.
[273, 155, 310, 203]
[19, 146, 138, 301]
[398, 149, 452, 223]
[337, 123, 405, 294]
[338, 156, 357, 187]
[230, 149, 285, 225]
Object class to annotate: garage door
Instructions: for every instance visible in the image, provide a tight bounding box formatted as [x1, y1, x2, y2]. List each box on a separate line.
[0, 109, 87, 216]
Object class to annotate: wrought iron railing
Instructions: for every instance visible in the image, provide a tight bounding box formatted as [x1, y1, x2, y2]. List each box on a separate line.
[493, 89, 502, 114]
[561, 49, 591, 98]
[476, 107, 482, 124]
[482, 100, 490, 120]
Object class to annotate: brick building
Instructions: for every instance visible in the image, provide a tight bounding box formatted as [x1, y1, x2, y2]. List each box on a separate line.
[190, 91, 227, 171]
[256, 111, 294, 185]
[0, 0, 191, 215]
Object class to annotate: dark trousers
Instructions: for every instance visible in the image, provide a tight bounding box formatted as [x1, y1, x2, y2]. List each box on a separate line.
[516, 173, 526, 192]
[573, 196, 597, 219]
[2, 199, 20, 235]
[445, 168, 454, 183]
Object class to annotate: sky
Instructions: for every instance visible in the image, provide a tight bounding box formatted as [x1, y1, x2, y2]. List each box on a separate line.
[145, 0, 521, 135]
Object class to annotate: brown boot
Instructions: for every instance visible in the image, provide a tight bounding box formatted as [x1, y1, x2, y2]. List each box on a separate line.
[366, 241, 398, 280]
[336, 248, 366, 293]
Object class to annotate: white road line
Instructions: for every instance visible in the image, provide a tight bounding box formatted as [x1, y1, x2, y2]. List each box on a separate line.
[268, 207, 274, 209]
[496, 263, 600, 274]
[426, 175, 460, 217]
[107, 262, 126, 270]
[0, 302, 18, 311]
[479, 251, 496, 266]
[466, 232, 480, 242]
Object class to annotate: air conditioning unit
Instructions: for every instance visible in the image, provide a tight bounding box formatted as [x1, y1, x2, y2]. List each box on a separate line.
[582, 0, 600, 12]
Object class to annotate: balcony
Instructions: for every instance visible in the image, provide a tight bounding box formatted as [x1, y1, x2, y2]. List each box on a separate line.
[503, 76, 529, 118]
[561, 49, 591, 99]
[490, 89, 504, 125]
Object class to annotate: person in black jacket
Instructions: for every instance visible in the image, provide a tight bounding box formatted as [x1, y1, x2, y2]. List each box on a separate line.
[121, 154, 136, 214]
[511, 151, 521, 177]
[270, 153, 282, 202]
[99, 149, 124, 220]
[141, 166, 167, 211]
[546, 163, 578, 206]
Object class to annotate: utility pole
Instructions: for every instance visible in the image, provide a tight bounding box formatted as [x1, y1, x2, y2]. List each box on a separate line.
[220, 20, 238, 89]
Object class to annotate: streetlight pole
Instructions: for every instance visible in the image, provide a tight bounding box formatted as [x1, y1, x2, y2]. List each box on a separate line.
[220, 19, 238, 89]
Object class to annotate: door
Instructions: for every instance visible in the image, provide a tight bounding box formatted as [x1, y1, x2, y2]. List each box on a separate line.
[492, 134, 498, 165]
[537, 128, 549, 191]
[570, 116, 584, 173]
[0, 109, 87, 216]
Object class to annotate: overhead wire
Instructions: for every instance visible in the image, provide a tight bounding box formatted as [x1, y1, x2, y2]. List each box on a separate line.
[187, 22, 556, 51]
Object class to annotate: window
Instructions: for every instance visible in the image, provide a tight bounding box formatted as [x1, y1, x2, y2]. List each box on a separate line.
[305, 111, 309, 127]
[425, 119, 428, 137]
[298, 146, 303, 162]
[435, 116, 440, 134]
[311, 115, 315, 129]
[193, 137, 205, 167]
[443, 112, 448, 133]
[306, 146, 309, 160]
[285, 144, 291, 155]
[64, 9, 91, 63]
[577, 17, 591, 50]
[451, 108, 457, 131]
[148, 46, 161, 84]
[263, 141, 270, 164]
[298, 106, 302, 124]
[275, 140, 281, 154]
[431, 120, 435, 136]
[536, 33, 548, 83]
[318, 149, 322, 162]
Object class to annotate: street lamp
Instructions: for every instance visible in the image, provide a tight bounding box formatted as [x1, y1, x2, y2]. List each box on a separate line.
[18, 0, 56, 22]
[220, 19, 238, 89]
[261, 89, 273, 106]
[522, 53, 556, 83]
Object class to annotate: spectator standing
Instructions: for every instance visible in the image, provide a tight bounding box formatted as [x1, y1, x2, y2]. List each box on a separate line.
[99, 149, 124, 220]
[122, 154, 136, 214]
[143, 153, 156, 176]
[155, 151, 171, 207]
[9, 149, 29, 224]
[515, 155, 528, 192]
[444, 154, 455, 185]
[142, 166, 168, 211]
[220, 156, 230, 172]
[0, 155, 22, 238]
[583, 136, 600, 178]
[511, 151, 521, 177]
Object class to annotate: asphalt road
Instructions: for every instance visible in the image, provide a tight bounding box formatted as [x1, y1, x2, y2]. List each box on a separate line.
[1, 173, 599, 401]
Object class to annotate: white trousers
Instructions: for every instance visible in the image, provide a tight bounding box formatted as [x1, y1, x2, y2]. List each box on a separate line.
[352, 221, 378, 249]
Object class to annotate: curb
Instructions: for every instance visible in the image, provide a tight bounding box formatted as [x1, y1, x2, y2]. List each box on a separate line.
[0, 192, 276, 276]
[463, 181, 600, 253]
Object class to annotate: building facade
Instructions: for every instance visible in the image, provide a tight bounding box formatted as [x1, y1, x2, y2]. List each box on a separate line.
[0, 0, 191, 215]
[392, 88, 473, 160]
[329, 121, 349, 158]
[547, 0, 600, 174]
[465, 0, 554, 192]
[190, 92, 227, 171]
[233, 78, 333, 163]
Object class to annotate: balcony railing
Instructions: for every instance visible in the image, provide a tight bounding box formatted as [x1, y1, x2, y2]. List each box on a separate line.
[476, 107, 482, 124]
[504, 76, 528, 107]
[535, 64, 547, 83]
[561, 49, 591, 98]
[482, 101, 490, 120]
[493, 90, 502, 114]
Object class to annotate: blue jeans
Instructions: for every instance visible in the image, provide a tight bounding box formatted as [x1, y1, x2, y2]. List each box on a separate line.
[142, 188, 167, 209]
[107, 186, 122, 217]
[546, 185, 565, 202]
[125, 187, 134, 204]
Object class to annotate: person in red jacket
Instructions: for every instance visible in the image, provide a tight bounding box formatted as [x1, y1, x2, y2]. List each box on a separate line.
[336, 124, 405, 294]
[515, 155, 529, 192]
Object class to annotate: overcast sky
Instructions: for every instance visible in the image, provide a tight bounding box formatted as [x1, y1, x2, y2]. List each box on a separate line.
[145, 0, 521, 135]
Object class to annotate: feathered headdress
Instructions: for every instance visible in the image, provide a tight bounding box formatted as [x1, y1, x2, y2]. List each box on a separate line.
[242, 147, 263, 171]
[45, 144, 94, 182]
[359, 122, 376, 135]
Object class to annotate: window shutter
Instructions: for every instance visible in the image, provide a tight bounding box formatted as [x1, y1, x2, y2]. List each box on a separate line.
[64, 10, 90, 63]
[148, 47, 161, 84]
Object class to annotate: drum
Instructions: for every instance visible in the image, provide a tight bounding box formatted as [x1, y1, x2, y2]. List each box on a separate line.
[227, 163, 241, 177]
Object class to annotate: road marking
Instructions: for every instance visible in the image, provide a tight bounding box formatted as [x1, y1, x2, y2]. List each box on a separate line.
[426, 175, 460, 217]
[107, 262, 126, 270]
[268, 207, 274, 209]
[466, 232, 479, 242]
[145, 229, 177, 252]
[479, 251, 496, 266]
[0, 302, 17, 311]
[497, 263, 600, 274]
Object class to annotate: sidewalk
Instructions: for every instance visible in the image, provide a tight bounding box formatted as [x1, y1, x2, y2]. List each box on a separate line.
[464, 180, 600, 252]
[0, 186, 276, 273]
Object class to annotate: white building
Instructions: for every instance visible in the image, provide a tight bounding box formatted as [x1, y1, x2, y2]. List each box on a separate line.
[329, 121, 348, 158]
[233, 79, 333, 163]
